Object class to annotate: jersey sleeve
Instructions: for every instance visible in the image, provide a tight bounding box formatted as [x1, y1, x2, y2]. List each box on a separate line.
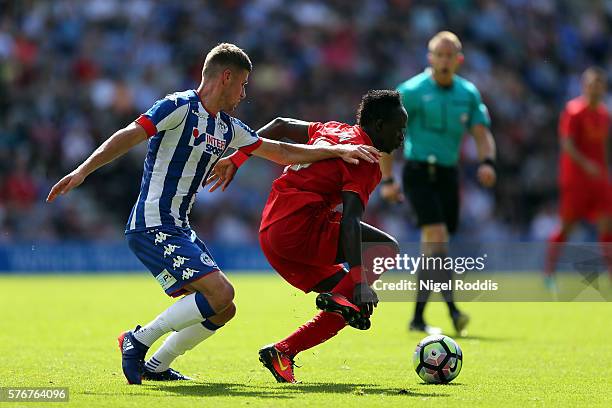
[468, 87, 491, 129]
[229, 117, 262, 154]
[339, 162, 379, 208]
[307, 121, 343, 145]
[135, 95, 189, 138]
[307, 122, 325, 142]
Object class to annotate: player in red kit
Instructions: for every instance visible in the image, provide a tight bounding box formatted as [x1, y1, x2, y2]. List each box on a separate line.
[545, 67, 612, 288]
[207, 90, 406, 382]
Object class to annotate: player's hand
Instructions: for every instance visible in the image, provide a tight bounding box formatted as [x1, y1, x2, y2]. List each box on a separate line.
[477, 163, 496, 187]
[380, 182, 404, 203]
[352, 282, 379, 316]
[582, 160, 601, 178]
[46, 170, 86, 202]
[205, 157, 238, 192]
[334, 144, 381, 165]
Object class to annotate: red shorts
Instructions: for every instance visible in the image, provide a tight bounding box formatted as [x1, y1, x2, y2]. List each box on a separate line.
[259, 204, 345, 293]
[560, 182, 612, 222]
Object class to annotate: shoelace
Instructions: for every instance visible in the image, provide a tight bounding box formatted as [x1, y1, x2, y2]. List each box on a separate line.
[282, 352, 301, 369]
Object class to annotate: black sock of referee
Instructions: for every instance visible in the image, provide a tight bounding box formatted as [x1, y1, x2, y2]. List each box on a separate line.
[413, 266, 431, 323]
[436, 260, 459, 316]
[414, 253, 459, 322]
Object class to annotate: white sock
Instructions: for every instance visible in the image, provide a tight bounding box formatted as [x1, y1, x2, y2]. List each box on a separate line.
[133, 293, 206, 347]
[144, 322, 216, 372]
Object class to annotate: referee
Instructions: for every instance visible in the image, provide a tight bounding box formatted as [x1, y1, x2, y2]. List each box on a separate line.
[381, 31, 496, 335]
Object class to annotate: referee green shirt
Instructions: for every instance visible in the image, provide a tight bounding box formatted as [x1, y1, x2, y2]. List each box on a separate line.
[396, 69, 491, 166]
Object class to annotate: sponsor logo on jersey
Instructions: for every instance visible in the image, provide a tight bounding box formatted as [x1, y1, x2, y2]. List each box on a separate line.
[191, 126, 226, 155]
[204, 133, 226, 155]
[337, 134, 355, 142]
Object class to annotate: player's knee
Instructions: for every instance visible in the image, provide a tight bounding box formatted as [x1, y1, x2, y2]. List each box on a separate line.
[212, 283, 235, 312]
[224, 302, 237, 321]
[193, 272, 235, 312]
[212, 301, 236, 325]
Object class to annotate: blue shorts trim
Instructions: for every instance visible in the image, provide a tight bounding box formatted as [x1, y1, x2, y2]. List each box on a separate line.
[126, 227, 219, 296]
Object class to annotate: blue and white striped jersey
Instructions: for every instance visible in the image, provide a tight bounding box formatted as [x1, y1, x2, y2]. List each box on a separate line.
[125, 90, 262, 233]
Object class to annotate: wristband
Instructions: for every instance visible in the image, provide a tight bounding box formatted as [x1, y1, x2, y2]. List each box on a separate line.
[480, 158, 496, 171]
[381, 177, 395, 185]
[348, 265, 364, 285]
[229, 151, 251, 168]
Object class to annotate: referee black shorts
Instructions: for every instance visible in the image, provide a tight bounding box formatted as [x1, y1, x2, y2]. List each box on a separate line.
[402, 160, 460, 234]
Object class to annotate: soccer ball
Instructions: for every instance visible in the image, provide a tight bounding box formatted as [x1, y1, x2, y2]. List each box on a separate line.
[413, 335, 463, 383]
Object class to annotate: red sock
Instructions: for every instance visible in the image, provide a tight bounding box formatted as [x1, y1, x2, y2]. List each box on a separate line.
[275, 276, 354, 357]
[598, 232, 612, 277]
[545, 229, 566, 277]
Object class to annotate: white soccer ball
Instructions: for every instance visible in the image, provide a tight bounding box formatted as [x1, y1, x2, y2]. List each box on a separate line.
[413, 334, 463, 383]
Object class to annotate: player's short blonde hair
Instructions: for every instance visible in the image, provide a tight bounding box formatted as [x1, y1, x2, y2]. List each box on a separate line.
[203, 43, 252, 78]
[428, 31, 462, 53]
[582, 66, 607, 82]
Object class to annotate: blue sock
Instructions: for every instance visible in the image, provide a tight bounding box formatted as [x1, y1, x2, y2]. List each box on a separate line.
[202, 319, 224, 331]
[194, 292, 215, 318]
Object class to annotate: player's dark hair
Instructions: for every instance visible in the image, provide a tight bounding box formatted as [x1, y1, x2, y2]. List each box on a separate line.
[203, 43, 252, 78]
[356, 90, 402, 127]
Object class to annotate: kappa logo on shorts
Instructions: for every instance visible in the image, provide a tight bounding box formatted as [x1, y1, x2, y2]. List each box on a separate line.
[200, 252, 216, 267]
[154, 232, 169, 245]
[155, 269, 178, 290]
[163, 244, 180, 257]
[182, 267, 199, 280]
[172, 255, 189, 269]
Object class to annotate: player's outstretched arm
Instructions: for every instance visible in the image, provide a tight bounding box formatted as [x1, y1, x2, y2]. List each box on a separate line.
[471, 124, 497, 188]
[207, 117, 380, 192]
[256, 117, 310, 143]
[251, 139, 380, 166]
[205, 117, 312, 192]
[255, 117, 380, 165]
[340, 191, 378, 315]
[46, 122, 147, 202]
[205, 141, 380, 192]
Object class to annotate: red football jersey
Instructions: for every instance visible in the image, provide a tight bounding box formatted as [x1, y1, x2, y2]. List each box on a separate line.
[559, 96, 610, 186]
[260, 121, 382, 231]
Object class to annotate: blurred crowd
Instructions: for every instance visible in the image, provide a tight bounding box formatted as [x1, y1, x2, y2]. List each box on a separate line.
[1, 0, 611, 244]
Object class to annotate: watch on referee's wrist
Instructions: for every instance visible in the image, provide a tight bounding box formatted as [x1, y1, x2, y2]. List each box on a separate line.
[381, 177, 395, 185]
[480, 158, 496, 171]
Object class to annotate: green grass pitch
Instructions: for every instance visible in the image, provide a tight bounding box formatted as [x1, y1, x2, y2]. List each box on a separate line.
[1, 273, 610, 407]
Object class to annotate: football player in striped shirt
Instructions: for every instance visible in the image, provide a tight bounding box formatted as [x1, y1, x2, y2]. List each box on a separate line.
[47, 43, 379, 384]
